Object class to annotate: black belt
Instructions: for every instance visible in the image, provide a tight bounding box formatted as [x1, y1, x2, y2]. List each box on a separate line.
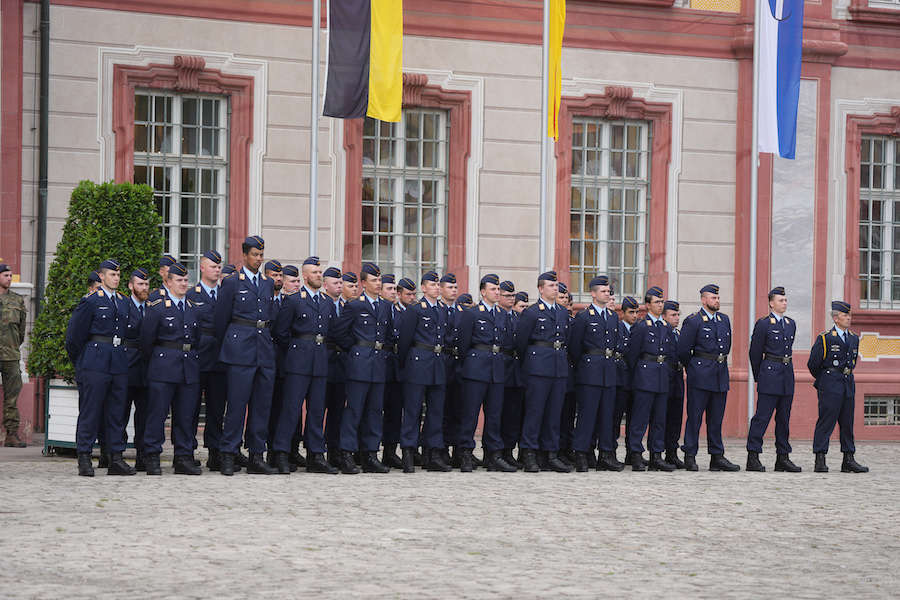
[200, 327, 216, 336]
[231, 317, 270, 329]
[694, 351, 728, 363]
[763, 353, 792, 365]
[295, 333, 326, 345]
[585, 347, 615, 358]
[639, 352, 667, 364]
[825, 368, 852, 376]
[89, 335, 123, 347]
[326, 342, 341, 353]
[531, 340, 566, 350]
[473, 343, 514, 356]
[123, 339, 139, 349]
[357, 340, 387, 351]
[414, 341, 445, 355]
[156, 341, 194, 351]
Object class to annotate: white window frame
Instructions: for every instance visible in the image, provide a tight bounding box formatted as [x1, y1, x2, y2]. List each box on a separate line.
[858, 134, 900, 310]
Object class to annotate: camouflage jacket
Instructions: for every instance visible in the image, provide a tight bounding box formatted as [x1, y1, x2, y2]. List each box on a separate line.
[0, 291, 27, 360]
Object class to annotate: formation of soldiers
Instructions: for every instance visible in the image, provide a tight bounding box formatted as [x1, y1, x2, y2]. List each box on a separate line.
[63, 235, 870, 477]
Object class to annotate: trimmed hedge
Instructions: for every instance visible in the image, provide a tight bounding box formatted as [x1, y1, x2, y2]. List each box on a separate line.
[28, 181, 163, 381]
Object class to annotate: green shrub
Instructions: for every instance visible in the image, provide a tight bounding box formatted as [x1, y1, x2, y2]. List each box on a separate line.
[27, 181, 163, 381]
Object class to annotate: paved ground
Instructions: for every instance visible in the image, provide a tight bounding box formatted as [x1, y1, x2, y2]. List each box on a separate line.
[0, 440, 897, 599]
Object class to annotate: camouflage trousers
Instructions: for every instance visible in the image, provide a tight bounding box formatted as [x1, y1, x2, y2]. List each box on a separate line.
[0, 360, 22, 433]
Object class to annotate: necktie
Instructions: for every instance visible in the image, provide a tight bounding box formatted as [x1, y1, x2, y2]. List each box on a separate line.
[139, 304, 144, 318]
[252, 275, 258, 288]
[210, 289, 216, 301]
[177, 300, 184, 313]
[313, 293, 320, 306]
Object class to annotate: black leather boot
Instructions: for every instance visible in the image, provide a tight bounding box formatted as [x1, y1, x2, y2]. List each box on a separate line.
[247, 452, 277, 475]
[413, 448, 424, 467]
[774, 453, 802, 473]
[746, 451, 765, 472]
[586, 449, 598, 469]
[502, 448, 521, 470]
[684, 454, 699, 471]
[174, 455, 202, 475]
[354, 451, 362, 466]
[107, 453, 136, 476]
[814, 452, 828, 473]
[709, 454, 740, 472]
[219, 452, 235, 476]
[841, 452, 869, 473]
[134, 451, 146, 472]
[472, 451, 484, 468]
[362, 451, 390, 473]
[546, 451, 572, 473]
[235, 451, 250, 471]
[521, 449, 540, 473]
[307, 452, 339, 474]
[382, 443, 403, 469]
[206, 448, 221, 471]
[77, 452, 94, 477]
[327, 451, 341, 468]
[449, 446, 462, 469]
[537, 450, 551, 471]
[597, 451, 625, 472]
[573, 451, 590, 473]
[98, 450, 110, 469]
[559, 449, 576, 467]
[426, 448, 452, 472]
[275, 451, 292, 475]
[649, 452, 675, 472]
[485, 450, 516, 472]
[459, 448, 474, 473]
[665, 448, 685, 469]
[289, 450, 306, 469]
[630, 451, 646, 472]
[144, 453, 162, 476]
[340, 450, 360, 474]
[401, 448, 415, 473]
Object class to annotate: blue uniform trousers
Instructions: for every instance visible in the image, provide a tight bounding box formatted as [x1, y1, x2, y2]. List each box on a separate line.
[682, 387, 726, 456]
[442, 378, 462, 448]
[747, 392, 793, 454]
[559, 391, 576, 451]
[459, 379, 504, 452]
[501, 386, 524, 450]
[575, 384, 616, 452]
[123, 385, 147, 455]
[221, 365, 275, 454]
[612, 386, 633, 451]
[521, 375, 566, 451]
[629, 390, 667, 453]
[341, 381, 384, 452]
[812, 389, 855, 454]
[76, 370, 128, 454]
[324, 382, 345, 453]
[401, 382, 444, 449]
[275, 373, 327, 454]
[267, 376, 286, 451]
[665, 393, 684, 453]
[382, 381, 403, 446]
[145, 381, 198, 456]
[198, 371, 226, 450]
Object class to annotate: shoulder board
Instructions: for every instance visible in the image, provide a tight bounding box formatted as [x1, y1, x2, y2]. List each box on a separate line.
[239, 273, 245, 280]
[421, 301, 428, 309]
[165, 300, 172, 308]
[283, 290, 297, 296]
[116, 292, 123, 300]
[261, 273, 267, 280]
[849, 330, 857, 338]
[538, 303, 545, 310]
[479, 305, 485, 312]
[195, 285, 202, 293]
[82, 292, 91, 298]
[785, 317, 791, 324]
[224, 272, 235, 278]
[86, 289, 98, 298]
[186, 299, 194, 307]
[457, 305, 463, 312]
[301, 291, 307, 298]
[147, 298, 162, 307]
[646, 319, 653, 326]
[770, 317, 776, 324]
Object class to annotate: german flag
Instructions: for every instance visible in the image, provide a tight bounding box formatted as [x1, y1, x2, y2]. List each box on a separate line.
[323, 0, 403, 123]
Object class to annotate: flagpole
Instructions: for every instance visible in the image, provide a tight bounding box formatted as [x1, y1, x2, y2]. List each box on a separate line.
[539, 0, 550, 274]
[748, 0, 762, 427]
[309, 0, 321, 256]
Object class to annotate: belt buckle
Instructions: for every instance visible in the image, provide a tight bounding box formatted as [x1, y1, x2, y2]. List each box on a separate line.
[182, 343, 191, 352]
[717, 353, 726, 363]
[112, 335, 122, 347]
[553, 340, 562, 350]
[657, 355, 666, 364]
[434, 344, 443, 355]
[374, 341, 384, 351]
[256, 320, 266, 329]
[842, 367, 851, 375]
[605, 348, 613, 358]
[315, 334, 324, 345]
[782, 357, 790, 365]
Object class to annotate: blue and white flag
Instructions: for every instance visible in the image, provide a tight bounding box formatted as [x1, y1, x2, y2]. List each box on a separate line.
[758, 0, 805, 159]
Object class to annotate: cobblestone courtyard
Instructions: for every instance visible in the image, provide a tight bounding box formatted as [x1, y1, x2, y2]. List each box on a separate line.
[1, 440, 897, 599]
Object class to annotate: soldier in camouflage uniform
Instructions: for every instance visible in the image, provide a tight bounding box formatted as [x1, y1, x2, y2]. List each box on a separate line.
[0, 263, 27, 447]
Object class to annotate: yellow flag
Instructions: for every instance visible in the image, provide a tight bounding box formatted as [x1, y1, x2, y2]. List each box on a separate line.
[547, 0, 566, 140]
[367, 0, 403, 123]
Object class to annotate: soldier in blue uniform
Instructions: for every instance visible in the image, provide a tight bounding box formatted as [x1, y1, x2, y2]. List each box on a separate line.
[331, 262, 393, 474]
[455, 274, 517, 473]
[185, 250, 225, 470]
[808, 301, 868, 473]
[515, 271, 571, 473]
[65, 259, 135, 477]
[661, 300, 686, 469]
[568, 275, 623, 472]
[378, 274, 404, 469]
[677, 284, 739, 472]
[140, 262, 202, 475]
[341, 270, 360, 302]
[396, 271, 451, 473]
[263, 259, 287, 467]
[213, 236, 278, 476]
[123, 267, 150, 471]
[613, 296, 640, 465]
[556, 282, 577, 467]
[625, 287, 675, 472]
[746, 286, 801, 472]
[147, 254, 176, 303]
[437, 273, 463, 465]
[497, 282, 523, 469]
[324, 268, 349, 466]
[271, 256, 337, 474]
